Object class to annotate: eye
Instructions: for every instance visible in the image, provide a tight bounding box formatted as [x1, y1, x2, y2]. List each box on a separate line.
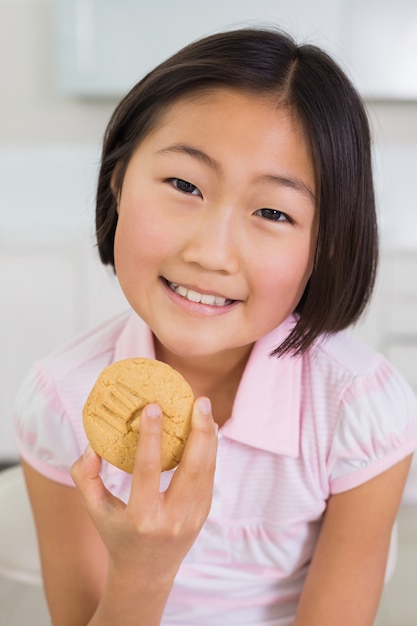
[168, 178, 202, 197]
[254, 208, 292, 223]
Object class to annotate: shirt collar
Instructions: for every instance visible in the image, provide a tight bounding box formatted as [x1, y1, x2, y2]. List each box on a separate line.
[113, 312, 156, 362]
[114, 311, 301, 458]
[221, 317, 301, 457]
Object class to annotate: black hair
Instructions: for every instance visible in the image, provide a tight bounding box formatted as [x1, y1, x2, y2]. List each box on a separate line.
[95, 27, 377, 355]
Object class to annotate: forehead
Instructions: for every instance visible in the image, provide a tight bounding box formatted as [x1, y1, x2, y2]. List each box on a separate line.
[135, 87, 314, 174]
[125, 87, 315, 205]
[151, 86, 302, 137]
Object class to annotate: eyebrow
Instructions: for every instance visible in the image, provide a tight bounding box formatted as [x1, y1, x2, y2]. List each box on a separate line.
[155, 143, 316, 203]
[259, 174, 316, 203]
[156, 144, 220, 171]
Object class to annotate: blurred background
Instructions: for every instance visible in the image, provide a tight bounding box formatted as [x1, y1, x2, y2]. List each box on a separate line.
[0, 0, 416, 623]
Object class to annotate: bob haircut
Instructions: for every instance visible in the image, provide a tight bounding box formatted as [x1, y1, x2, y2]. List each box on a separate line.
[96, 27, 378, 356]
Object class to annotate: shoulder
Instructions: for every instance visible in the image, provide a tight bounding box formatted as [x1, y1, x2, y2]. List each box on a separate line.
[308, 331, 417, 493]
[14, 310, 135, 482]
[39, 309, 134, 379]
[16, 308, 138, 422]
[309, 329, 416, 409]
[310, 329, 383, 378]
[304, 329, 417, 430]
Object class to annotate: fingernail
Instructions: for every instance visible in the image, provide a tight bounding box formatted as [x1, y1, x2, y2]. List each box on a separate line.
[197, 397, 211, 415]
[83, 444, 93, 458]
[146, 403, 161, 418]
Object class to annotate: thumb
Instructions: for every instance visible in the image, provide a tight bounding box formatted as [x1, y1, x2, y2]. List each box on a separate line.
[71, 444, 102, 486]
[71, 445, 119, 513]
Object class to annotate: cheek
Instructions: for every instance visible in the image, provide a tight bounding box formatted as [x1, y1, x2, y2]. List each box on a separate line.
[114, 200, 152, 258]
[252, 244, 314, 308]
[114, 200, 177, 280]
[114, 217, 132, 274]
[113, 210, 146, 279]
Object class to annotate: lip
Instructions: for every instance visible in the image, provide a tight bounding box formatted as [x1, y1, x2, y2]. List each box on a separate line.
[161, 277, 239, 316]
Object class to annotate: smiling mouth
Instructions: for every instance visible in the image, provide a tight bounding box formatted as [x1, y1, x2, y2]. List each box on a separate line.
[166, 280, 235, 307]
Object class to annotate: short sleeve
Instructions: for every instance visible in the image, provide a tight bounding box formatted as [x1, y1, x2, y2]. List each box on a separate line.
[14, 363, 85, 486]
[328, 357, 417, 494]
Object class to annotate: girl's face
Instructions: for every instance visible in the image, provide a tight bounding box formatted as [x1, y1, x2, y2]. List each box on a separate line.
[114, 88, 318, 364]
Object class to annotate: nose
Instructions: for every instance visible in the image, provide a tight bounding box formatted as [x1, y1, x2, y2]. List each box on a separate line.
[181, 205, 240, 274]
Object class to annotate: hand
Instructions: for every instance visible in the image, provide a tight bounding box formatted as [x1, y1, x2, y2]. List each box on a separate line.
[71, 397, 218, 588]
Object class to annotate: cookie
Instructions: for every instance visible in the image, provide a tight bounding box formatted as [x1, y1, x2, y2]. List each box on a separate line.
[82, 357, 194, 473]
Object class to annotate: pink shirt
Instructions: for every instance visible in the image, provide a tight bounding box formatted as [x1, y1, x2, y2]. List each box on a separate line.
[14, 310, 417, 625]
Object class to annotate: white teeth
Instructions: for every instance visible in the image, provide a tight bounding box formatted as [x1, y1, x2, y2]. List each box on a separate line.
[201, 294, 216, 305]
[176, 285, 188, 298]
[187, 289, 202, 303]
[168, 282, 230, 306]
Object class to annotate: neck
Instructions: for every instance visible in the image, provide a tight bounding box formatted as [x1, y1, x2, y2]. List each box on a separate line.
[154, 339, 253, 426]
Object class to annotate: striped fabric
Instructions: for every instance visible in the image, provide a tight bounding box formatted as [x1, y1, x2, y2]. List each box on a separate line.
[14, 310, 417, 625]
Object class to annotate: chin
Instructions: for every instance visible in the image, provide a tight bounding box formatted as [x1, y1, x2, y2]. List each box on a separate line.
[153, 330, 225, 359]
[164, 340, 218, 359]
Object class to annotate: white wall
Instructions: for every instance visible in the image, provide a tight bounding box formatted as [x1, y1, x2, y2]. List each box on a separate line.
[1, 1, 417, 482]
[0, 0, 126, 461]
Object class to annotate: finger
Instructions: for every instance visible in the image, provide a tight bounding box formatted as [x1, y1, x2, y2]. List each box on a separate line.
[71, 445, 121, 513]
[180, 397, 218, 472]
[166, 397, 218, 509]
[128, 403, 163, 512]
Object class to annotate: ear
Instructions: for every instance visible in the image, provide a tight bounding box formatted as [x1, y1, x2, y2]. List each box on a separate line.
[110, 162, 123, 212]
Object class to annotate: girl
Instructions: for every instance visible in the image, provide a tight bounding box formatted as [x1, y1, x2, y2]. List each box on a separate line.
[15, 27, 417, 626]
